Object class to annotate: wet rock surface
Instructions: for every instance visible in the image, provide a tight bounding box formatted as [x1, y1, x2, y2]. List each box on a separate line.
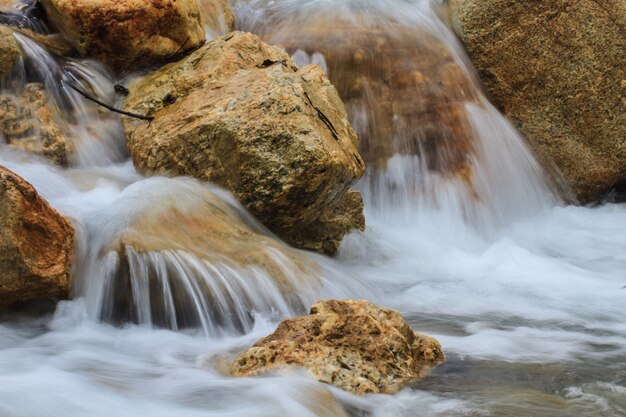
[123, 31, 365, 254]
[40, 0, 205, 71]
[0, 166, 74, 309]
[0, 25, 21, 77]
[455, 0, 626, 202]
[0, 83, 74, 166]
[232, 299, 444, 395]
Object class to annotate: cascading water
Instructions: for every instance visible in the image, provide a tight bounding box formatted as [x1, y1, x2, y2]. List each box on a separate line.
[0, 1, 625, 416]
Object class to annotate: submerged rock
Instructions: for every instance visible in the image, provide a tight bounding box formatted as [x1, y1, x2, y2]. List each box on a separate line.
[231, 299, 444, 395]
[40, 0, 205, 71]
[0, 83, 74, 166]
[0, 166, 74, 309]
[455, 0, 626, 202]
[93, 177, 324, 331]
[0, 25, 20, 77]
[123, 31, 365, 254]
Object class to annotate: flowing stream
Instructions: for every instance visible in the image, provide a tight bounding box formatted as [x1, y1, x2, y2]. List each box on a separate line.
[0, 0, 625, 416]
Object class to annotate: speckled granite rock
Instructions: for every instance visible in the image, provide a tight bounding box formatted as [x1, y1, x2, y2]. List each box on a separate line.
[455, 0, 626, 202]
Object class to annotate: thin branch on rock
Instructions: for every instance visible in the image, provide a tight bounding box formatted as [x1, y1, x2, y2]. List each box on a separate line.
[64, 80, 153, 121]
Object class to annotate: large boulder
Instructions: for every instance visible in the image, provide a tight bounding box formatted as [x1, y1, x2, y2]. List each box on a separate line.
[231, 300, 444, 395]
[0, 83, 74, 166]
[40, 0, 205, 71]
[123, 32, 365, 254]
[455, 0, 626, 202]
[0, 25, 20, 77]
[89, 177, 323, 330]
[0, 166, 74, 309]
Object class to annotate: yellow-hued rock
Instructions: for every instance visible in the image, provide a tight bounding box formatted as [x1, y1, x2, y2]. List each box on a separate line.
[0, 166, 74, 309]
[0, 83, 74, 166]
[40, 0, 205, 71]
[232, 300, 444, 395]
[123, 32, 365, 254]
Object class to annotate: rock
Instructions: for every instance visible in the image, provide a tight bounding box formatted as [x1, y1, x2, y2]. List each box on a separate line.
[40, 0, 205, 71]
[455, 0, 626, 202]
[198, 0, 235, 38]
[231, 299, 444, 395]
[0, 83, 74, 166]
[0, 166, 74, 309]
[97, 177, 323, 329]
[246, 14, 480, 181]
[123, 31, 365, 254]
[281, 189, 364, 256]
[0, 25, 20, 77]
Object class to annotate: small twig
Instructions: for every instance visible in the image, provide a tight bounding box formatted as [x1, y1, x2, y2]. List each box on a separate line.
[166, 37, 190, 61]
[64, 80, 154, 121]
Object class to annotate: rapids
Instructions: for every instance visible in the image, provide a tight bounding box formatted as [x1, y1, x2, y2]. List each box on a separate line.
[0, 0, 624, 416]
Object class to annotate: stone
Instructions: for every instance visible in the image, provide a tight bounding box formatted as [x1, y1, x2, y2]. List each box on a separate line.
[280, 189, 365, 256]
[231, 299, 444, 395]
[0, 166, 74, 309]
[0, 83, 74, 166]
[0, 25, 20, 77]
[40, 0, 205, 71]
[455, 0, 626, 202]
[123, 31, 365, 254]
[99, 177, 323, 327]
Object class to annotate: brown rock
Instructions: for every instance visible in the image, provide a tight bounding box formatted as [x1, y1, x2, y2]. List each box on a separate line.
[102, 178, 323, 327]
[0, 166, 74, 309]
[455, 0, 626, 202]
[0, 83, 74, 166]
[123, 31, 365, 254]
[232, 300, 444, 395]
[247, 14, 481, 182]
[281, 189, 365, 256]
[40, 0, 205, 71]
[0, 25, 20, 77]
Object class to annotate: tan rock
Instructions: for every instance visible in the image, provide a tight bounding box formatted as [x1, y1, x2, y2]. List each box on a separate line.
[455, 0, 626, 202]
[0, 25, 20, 77]
[0, 83, 74, 166]
[102, 178, 323, 327]
[123, 32, 365, 254]
[0, 166, 74, 309]
[40, 0, 205, 71]
[280, 189, 365, 256]
[232, 300, 444, 395]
